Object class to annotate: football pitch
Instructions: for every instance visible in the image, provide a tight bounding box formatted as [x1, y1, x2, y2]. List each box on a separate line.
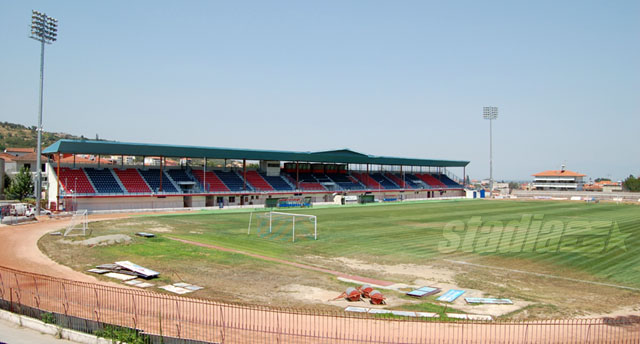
[40, 199, 640, 318]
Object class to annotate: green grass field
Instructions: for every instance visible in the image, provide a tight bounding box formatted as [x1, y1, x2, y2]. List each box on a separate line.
[140, 199, 640, 286]
[39, 199, 640, 318]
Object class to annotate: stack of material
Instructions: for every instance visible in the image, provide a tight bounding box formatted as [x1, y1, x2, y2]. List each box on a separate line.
[406, 286, 441, 298]
[159, 282, 204, 295]
[88, 261, 159, 279]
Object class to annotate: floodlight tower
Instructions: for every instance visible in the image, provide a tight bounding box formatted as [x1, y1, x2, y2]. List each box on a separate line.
[30, 10, 58, 215]
[483, 106, 498, 193]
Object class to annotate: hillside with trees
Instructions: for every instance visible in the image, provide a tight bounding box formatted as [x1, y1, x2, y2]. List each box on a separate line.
[0, 121, 87, 151]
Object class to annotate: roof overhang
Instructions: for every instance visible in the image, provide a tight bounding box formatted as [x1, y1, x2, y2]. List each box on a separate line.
[43, 139, 470, 168]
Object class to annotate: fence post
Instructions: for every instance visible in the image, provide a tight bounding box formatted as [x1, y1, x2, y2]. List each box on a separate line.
[175, 300, 181, 339]
[131, 294, 137, 330]
[219, 304, 226, 343]
[9, 287, 12, 313]
[32, 276, 40, 309]
[93, 288, 101, 324]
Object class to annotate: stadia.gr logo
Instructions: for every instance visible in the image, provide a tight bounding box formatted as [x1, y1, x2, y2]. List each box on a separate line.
[437, 215, 630, 254]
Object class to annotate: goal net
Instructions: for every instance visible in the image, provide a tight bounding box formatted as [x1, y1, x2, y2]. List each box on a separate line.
[248, 211, 317, 242]
[64, 209, 89, 237]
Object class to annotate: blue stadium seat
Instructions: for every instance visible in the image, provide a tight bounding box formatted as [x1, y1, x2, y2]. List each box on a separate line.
[84, 168, 124, 194]
[259, 172, 294, 191]
[370, 173, 398, 189]
[167, 169, 195, 183]
[138, 169, 179, 193]
[214, 170, 250, 191]
[437, 174, 462, 188]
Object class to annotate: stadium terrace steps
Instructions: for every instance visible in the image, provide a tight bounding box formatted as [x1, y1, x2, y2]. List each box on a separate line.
[245, 171, 274, 191]
[214, 170, 248, 192]
[191, 170, 229, 192]
[370, 173, 399, 189]
[299, 182, 326, 191]
[328, 174, 364, 190]
[416, 173, 447, 188]
[58, 167, 95, 194]
[352, 172, 382, 189]
[403, 174, 424, 189]
[84, 168, 125, 194]
[385, 173, 408, 188]
[167, 169, 195, 183]
[437, 174, 462, 188]
[260, 172, 294, 191]
[114, 168, 151, 193]
[138, 169, 179, 193]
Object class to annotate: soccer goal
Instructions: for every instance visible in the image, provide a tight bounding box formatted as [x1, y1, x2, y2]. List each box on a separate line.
[248, 211, 317, 242]
[63, 209, 89, 237]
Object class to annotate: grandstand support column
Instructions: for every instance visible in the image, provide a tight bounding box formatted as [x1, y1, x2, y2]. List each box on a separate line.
[243, 159, 246, 190]
[296, 161, 299, 189]
[56, 153, 60, 211]
[463, 166, 466, 186]
[203, 157, 207, 193]
[367, 164, 370, 186]
[159, 157, 163, 192]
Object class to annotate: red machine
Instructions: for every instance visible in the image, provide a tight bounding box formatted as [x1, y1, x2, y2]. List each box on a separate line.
[369, 290, 386, 305]
[357, 284, 374, 298]
[331, 287, 362, 302]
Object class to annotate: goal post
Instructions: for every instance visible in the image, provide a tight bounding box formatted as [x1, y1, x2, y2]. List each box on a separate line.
[248, 211, 317, 242]
[64, 209, 89, 237]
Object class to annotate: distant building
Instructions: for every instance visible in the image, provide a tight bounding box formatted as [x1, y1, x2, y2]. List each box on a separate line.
[4, 147, 35, 157]
[532, 166, 585, 191]
[584, 180, 622, 193]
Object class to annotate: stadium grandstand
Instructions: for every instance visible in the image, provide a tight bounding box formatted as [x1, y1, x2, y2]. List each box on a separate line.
[43, 139, 469, 211]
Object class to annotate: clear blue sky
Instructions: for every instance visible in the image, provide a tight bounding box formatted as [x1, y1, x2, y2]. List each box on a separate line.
[1, 1, 638, 181]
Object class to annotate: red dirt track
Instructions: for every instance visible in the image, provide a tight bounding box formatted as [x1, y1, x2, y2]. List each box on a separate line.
[0, 213, 639, 343]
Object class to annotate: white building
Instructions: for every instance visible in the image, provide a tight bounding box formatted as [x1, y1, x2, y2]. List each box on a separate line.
[532, 166, 585, 191]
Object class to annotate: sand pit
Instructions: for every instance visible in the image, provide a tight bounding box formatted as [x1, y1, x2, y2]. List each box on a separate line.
[60, 234, 131, 246]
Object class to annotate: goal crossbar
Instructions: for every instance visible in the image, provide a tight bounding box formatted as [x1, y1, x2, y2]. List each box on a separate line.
[248, 211, 317, 242]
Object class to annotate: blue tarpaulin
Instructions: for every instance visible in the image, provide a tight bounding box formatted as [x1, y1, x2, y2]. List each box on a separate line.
[406, 286, 441, 298]
[465, 297, 513, 304]
[437, 289, 465, 302]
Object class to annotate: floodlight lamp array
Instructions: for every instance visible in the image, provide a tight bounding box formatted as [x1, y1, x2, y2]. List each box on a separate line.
[482, 106, 498, 120]
[30, 10, 58, 43]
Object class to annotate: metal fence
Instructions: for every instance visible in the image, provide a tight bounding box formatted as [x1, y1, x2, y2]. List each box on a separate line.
[0, 265, 638, 343]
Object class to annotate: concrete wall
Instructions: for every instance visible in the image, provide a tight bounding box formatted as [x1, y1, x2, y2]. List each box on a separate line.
[71, 196, 184, 212]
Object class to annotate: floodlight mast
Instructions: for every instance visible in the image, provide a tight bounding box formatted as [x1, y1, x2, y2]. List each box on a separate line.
[483, 106, 498, 194]
[30, 10, 58, 215]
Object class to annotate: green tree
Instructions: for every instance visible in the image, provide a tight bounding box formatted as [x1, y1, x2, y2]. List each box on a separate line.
[595, 178, 611, 182]
[622, 175, 640, 192]
[4, 167, 34, 201]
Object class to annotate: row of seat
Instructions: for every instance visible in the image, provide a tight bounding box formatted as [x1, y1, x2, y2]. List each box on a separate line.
[57, 167, 462, 195]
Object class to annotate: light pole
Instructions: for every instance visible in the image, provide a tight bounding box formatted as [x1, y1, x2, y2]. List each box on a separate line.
[30, 10, 58, 215]
[483, 106, 498, 194]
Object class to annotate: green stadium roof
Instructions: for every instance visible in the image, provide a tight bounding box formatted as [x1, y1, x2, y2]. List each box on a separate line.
[43, 139, 469, 167]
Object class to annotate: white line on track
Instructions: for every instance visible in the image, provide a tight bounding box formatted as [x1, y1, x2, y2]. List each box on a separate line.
[444, 259, 640, 292]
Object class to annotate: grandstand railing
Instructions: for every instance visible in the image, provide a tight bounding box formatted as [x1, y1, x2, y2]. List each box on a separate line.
[0, 265, 637, 343]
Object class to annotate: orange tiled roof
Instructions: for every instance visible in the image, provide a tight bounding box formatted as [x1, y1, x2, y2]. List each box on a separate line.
[5, 147, 35, 153]
[0, 153, 16, 162]
[11, 152, 48, 162]
[533, 170, 586, 177]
